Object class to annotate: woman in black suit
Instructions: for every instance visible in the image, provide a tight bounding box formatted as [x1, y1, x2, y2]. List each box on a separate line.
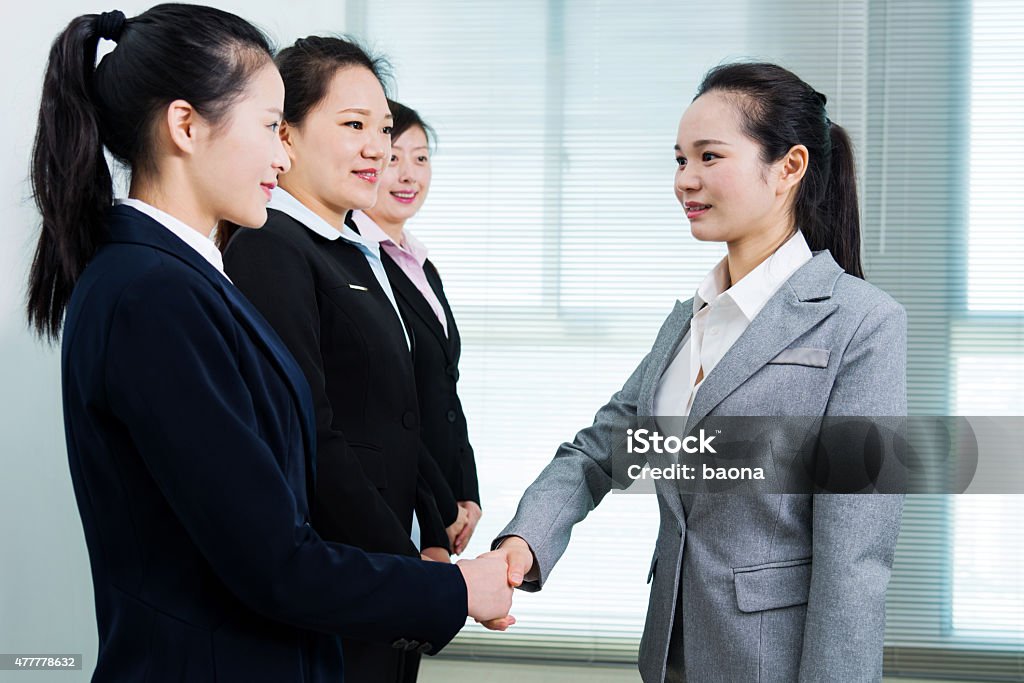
[26, 7, 510, 681]
[221, 38, 466, 683]
[356, 101, 482, 555]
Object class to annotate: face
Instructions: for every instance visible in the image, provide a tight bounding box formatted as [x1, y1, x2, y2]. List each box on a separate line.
[368, 125, 432, 226]
[673, 91, 787, 244]
[193, 61, 289, 228]
[281, 66, 392, 219]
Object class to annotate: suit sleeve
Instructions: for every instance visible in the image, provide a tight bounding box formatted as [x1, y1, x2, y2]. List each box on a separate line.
[224, 228, 419, 557]
[416, 443, 459, 551]
[799, 299, 907, 683]
[428, 262, 481, 506]
[491, 309, 684, 591]
[104, 266, 467, 647]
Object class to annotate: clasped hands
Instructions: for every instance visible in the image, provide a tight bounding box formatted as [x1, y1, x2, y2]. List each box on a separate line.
[454, 535, 534, 631]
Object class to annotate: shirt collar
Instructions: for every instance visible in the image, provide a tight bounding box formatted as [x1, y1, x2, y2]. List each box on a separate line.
[350, 210, 429, 266]
[115, 198, 227, 278]
[268, 186, 380, 255]
[692, 230, 813, 321]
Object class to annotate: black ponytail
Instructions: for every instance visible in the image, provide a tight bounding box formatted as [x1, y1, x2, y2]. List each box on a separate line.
[27, 4, 274, 340]
[695, 62, 864, 279]
[822, 122, 862, 279]
[27, 14, 112, 340]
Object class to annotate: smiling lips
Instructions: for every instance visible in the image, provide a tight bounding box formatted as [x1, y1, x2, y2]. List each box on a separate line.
[354, 169, 379, 183]
[390, 190, 418, 204]
[684, 201, 712, 219]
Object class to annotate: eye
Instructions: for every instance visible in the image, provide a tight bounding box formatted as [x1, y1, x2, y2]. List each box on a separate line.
[417, 155, 429, 163]
[268, 122, 280, 132]
[382, 125, 394, 135]
[390, 154, 398, 163]
[344, 121, 363, 130]
[702, 152, 720, 162]
[676, 156, 687, 168]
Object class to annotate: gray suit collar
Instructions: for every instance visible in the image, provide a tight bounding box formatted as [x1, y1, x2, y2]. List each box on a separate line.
[684, 249, 843, 432]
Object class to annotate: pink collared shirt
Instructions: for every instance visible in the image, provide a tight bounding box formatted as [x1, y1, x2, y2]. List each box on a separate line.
[351, 211, 449, 337]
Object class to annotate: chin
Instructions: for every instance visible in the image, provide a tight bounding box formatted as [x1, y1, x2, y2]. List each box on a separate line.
[344, 183, 380, 211]
[231, 206, 269, 229]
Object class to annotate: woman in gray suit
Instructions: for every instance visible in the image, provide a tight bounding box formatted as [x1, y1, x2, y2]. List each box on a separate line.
[484, 62, 906, 683]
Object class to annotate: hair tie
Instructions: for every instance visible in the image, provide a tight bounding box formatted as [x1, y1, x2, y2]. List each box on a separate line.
[95, 10, 126, 42]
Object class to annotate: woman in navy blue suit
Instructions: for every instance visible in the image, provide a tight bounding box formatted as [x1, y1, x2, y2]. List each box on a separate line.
[25, 5, 510, 681]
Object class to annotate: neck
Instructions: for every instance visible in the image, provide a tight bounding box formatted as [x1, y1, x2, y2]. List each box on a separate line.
[279, 178, 349, 231]
[129, 175, 215, 238]
[364, 211, 406, 245]
[724, 224, 796, 287]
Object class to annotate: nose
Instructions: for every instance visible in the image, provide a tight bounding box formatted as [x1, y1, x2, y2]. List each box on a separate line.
[363, 133, 389, 163]
[675, 162, 700, 195]
[273, 133, 291, 175]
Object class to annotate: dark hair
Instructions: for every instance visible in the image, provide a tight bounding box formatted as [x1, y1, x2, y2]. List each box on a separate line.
[216, 35, 390, 253]
[695, 62, 864, 279]
[26, 4, 274, 340]
[388, 99, 435, 150]
[276, 36, 390, 127]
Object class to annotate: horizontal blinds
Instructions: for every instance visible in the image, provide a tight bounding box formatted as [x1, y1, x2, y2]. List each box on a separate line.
[353, 0, 1022, 675]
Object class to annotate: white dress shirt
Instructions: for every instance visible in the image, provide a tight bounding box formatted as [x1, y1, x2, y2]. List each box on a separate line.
[267, 187, 411, 350]
[116, 198, 230, 281]
[653, 231, 813, 425]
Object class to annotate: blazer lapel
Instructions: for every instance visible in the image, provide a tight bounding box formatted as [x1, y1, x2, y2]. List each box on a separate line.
[382, 252, 451, 359]
[641, 300, 694, 416]
[682, 250, 844, 435]
[106, 206, 318, 494]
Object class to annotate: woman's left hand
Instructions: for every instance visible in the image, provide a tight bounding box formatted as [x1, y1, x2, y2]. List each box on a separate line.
[421, 546, 452, 563]
[453, 501, 483, 555]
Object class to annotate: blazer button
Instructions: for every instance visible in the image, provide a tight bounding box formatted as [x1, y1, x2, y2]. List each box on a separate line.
[392, 638, 409, 650]
[417, 642, 433, 655]
[402, 412, 418, 429]
[446, 410, 457, 423]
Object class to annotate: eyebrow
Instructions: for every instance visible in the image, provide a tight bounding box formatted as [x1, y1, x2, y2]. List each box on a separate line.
[674, 139, 731, 152]
[266, 108, 284, 117]
[336, 107, 393, 119]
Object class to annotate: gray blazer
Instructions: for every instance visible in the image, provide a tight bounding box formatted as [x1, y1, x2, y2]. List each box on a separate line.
[498, 250, 906, 683]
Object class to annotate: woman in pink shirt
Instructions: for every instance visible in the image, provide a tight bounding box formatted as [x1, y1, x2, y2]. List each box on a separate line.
[354, 101, 482, 555]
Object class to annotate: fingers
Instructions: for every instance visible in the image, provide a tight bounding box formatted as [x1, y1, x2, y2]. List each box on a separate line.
[452, 511, 479, 555]
[446, 505, 471, 548]
[457, 555, 515, 623]
[421, 546, 451, 563]
[477, 614, 516, 631]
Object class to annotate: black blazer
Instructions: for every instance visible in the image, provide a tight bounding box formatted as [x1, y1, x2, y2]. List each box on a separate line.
[382, 253, 480, 505]
[224, 209, 458, 557]
[61, 205, 467, 682]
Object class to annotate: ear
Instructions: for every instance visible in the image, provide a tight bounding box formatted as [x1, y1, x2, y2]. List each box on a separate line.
[163, 99, 201, 156]
[278, 120, 300, 169]
[775, 144, 809, 196]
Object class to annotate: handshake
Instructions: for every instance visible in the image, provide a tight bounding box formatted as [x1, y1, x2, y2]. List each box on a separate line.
[454, 536, 534, 631]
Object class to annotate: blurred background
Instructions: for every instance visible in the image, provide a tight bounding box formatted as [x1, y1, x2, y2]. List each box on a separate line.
[1, 1, 1021, 680]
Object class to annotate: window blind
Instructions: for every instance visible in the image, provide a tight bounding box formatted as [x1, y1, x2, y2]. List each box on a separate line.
[350, 1, 1022, 677]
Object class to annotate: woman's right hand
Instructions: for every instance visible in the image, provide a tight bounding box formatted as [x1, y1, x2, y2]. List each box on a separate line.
[446, 503, 470, 551]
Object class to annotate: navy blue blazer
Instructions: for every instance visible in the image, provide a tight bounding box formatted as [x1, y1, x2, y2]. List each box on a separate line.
[61, 205, 467, 682]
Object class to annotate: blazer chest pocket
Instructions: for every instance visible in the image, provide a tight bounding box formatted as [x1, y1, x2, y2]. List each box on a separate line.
[767, 347, 830, 368]
[349, 442, 388, 490]
[733, 558, 811, 612]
